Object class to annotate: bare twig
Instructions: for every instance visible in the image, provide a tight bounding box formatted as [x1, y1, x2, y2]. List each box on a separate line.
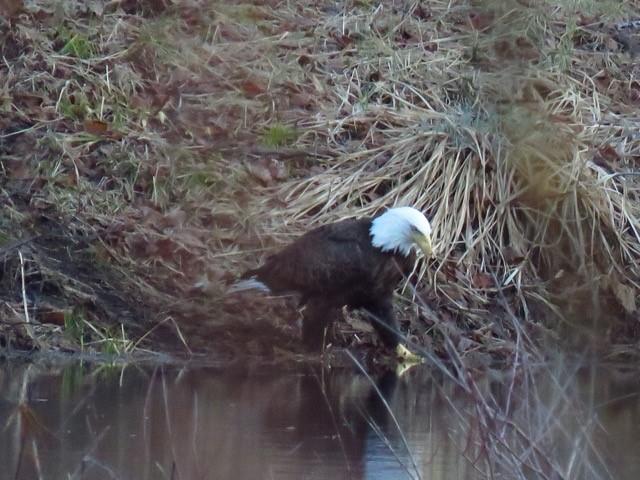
[18, 251, 38, 347]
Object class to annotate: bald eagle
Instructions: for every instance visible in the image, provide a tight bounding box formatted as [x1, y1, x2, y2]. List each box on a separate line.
[231, 207, 432, 359]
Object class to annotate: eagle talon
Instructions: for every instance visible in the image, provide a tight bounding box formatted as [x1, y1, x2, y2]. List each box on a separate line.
[395, 344, 423, 364]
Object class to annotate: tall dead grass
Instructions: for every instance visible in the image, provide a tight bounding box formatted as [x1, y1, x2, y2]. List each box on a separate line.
[265, 0, 640, 339]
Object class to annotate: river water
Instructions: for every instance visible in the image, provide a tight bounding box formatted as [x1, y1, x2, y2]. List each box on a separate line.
[0, 356, 639, 480]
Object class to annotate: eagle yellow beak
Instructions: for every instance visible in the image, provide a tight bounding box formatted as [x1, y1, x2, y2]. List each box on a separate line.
[413, 232, 432, 258]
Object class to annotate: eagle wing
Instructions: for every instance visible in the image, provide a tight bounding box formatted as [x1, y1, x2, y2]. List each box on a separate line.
[254, 218, 376, 297]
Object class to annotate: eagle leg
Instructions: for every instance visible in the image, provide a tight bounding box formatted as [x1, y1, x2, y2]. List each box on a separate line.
[367, 301, 423, 364]
[302, 300, 337, 351]
[365, 299, 400, 350]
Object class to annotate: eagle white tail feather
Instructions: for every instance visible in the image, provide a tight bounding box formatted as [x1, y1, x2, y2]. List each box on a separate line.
[227, 277, 272, 294]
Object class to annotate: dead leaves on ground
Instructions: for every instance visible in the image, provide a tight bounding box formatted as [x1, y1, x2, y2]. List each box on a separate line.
[99, 205, 233, 295]
[0, 0, 23, 19]
[244, 157, 288, 185]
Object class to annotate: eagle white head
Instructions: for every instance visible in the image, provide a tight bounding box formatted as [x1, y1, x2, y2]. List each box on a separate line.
[370, 207, 433, 257]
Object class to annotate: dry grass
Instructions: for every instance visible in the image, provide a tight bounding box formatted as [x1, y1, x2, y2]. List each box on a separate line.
[264, 0, 640, 350]
[0, 0, 639, 361]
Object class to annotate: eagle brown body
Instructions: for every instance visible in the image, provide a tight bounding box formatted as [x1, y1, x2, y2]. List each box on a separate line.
[242, 218, 415, 351]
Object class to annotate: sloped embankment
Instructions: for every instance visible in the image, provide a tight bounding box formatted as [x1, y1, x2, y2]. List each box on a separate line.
[1, 1, 639, 360]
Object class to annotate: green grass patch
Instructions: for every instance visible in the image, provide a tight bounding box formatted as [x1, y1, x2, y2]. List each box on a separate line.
[58, 92, 90, 121]
[81, 320, 135, 355]
[261, 123, 297, 148]
[57, 27, 95, 59]
[100, 329, 122, 355]
[64, 309, 85, 347]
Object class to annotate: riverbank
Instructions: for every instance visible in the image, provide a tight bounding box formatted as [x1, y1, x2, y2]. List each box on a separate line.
[1, 1, 639, 361]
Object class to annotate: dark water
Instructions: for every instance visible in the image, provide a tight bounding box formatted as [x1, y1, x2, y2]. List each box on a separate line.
[1, 356, 639, 480]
